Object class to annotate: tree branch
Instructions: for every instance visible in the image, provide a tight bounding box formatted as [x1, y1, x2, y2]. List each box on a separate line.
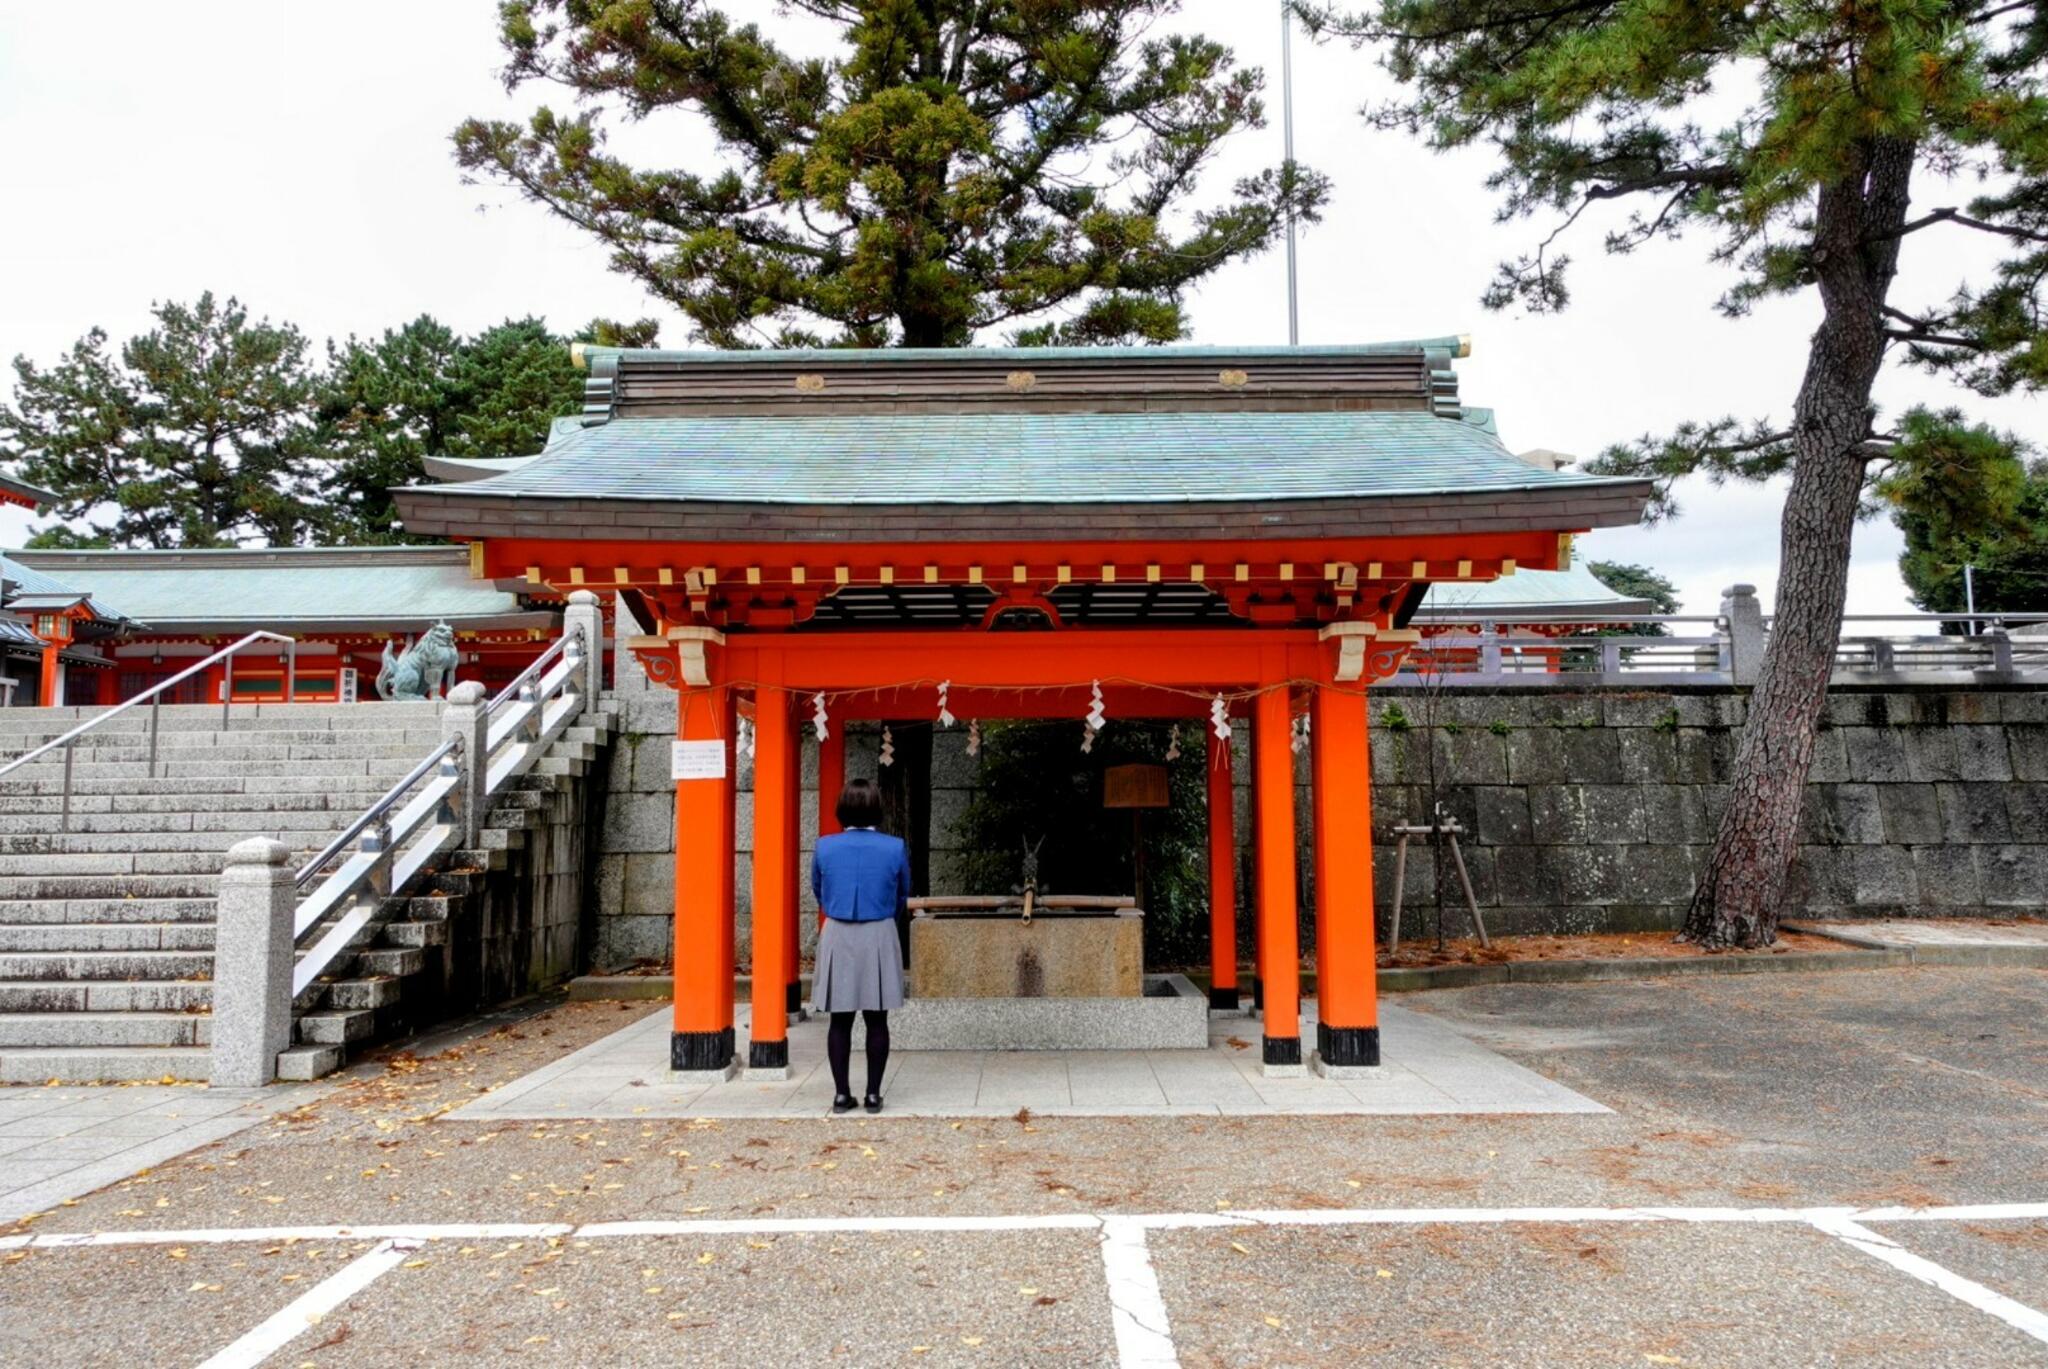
[1875, 205, 2048, 245]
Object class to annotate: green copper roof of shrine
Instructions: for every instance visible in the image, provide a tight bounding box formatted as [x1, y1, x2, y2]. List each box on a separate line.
[1417, 563, 1653, 618]
[406, 410, 1628, 506]
[392, 341, 1653, 541]
[4, 546, 540, 633]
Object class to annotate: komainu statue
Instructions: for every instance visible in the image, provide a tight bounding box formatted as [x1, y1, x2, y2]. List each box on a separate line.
[377, 622, 459, 701]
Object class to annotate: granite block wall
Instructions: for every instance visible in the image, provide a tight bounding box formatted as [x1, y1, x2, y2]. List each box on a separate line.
[591, 685, 2048, 968]
[1363, 685, 2048, 939]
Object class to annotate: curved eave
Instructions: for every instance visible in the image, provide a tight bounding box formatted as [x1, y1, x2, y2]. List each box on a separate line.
[0, 473, 60, 512]
[117, 610, 558, 637]
[1414, 596, 1658, 621]
[396, 481, 1654, 546]
[421, 454, 543, 483]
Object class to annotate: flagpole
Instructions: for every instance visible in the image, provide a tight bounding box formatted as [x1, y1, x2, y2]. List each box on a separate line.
[1281, 0, 1300, 346]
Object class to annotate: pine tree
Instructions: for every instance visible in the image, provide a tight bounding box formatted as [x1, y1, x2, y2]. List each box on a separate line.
[316, 314, 661, 541]
[453, 1, 1328, 347]
[0, 293, 320, 548]
[1586, 560, 1679, 637]
[1302, 0, 2048, 946]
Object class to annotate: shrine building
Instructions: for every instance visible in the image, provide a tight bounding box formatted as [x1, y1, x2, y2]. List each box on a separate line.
[393, 339, 1653, 1077]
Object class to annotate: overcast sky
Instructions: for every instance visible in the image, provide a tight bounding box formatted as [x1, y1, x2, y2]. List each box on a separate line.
[2, 2, 2039, 625]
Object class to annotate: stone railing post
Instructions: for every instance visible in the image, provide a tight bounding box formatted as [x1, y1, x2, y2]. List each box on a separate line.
[1721, 584, 1768, 686]
[210, 838, 296, 1088]
[1980, 627, 2017, 681]
[564, 589, 604, 701]
[440, 680, 488, 846]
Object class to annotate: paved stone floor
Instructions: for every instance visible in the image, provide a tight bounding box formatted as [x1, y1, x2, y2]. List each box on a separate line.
[1822, 917, 2048, 948]
[0, 1084, 320, 1224]
[451, 1000, 1606, 1121]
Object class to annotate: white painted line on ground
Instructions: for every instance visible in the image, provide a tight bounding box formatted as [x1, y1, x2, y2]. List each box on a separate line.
[1813, 1216, 2048, 1347]
[1099, 1217, 1179, 1368]
[577, 1213, 1104, 1237]
[9, 1201, 2048, 1251]
[192, 1236, 422, 1369]
[0, 1222, 574, 1250]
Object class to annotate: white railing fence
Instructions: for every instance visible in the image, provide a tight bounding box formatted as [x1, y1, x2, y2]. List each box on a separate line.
[1399, 590, 2048, 687]
[213, 591, 603, 1085]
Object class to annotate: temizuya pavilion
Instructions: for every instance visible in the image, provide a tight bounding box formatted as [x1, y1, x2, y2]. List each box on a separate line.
[395, 341, 1651, 1078]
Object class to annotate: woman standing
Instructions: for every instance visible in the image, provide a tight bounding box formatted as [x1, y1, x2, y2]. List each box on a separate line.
[809, 778, 909, 1113]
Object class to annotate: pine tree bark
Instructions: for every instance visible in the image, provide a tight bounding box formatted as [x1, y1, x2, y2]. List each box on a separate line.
[1682, 136, 1917, 949]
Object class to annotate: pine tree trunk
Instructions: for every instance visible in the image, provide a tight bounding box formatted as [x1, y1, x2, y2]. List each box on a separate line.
[1681, 136, 1916, 949]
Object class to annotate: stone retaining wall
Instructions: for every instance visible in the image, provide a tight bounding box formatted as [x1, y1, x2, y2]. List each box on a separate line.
[1364, 685, 2048, 937]
[591, 685, 2048, 968]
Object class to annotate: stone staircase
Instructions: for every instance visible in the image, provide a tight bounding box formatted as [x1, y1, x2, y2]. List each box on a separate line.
[0, 699, 612, 1083]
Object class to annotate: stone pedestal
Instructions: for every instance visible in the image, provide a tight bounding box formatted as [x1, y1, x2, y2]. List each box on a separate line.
[893, 974, 1209, 1050]
[908, 910, 1143, 1000]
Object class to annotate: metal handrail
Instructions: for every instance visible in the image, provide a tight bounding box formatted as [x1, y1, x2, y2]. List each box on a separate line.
[488, 632, 571, 711]
[287, 616, 591, 1003]
[0, 630, 297, 776]
[294, 736, 460, 887]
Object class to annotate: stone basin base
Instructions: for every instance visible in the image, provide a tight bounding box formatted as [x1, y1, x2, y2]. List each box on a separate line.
[892, 973, 1209, 1051]
[908, 909, 1142, 999]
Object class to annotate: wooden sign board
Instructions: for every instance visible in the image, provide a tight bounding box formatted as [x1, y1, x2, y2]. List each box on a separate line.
[1102, 763, 1169, 809]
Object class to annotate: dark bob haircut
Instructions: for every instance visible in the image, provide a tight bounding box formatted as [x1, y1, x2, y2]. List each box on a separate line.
[835, 778, 885, 830]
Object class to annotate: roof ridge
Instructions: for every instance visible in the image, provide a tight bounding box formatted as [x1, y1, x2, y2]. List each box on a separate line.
[10, 544, 468, 565]
[574, 338, 1473, 367]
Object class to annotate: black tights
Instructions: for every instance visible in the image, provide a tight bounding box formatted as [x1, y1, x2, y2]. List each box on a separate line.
[826, 1010, 890, 1099]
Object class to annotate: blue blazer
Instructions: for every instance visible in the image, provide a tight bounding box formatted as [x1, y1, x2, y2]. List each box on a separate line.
[811, 828, 911, 924]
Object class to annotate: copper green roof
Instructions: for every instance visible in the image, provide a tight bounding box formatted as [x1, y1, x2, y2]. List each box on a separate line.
[5, 546, 541, 633]
[409, 409, 1618, 506]
[394, 341, 1653, 543]
[1418, 564, 1653, 618]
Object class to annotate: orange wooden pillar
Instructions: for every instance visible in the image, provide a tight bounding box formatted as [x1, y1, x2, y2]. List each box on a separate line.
[1250, 678, 1302, 1070]
[780, 707, 802, 1017]
[1311, 682, 1380, 1071]
[38, 643, 61, 708]
[749, 660, 795, 1074]
[1205, 727, 1239, 1010]
[671, 661, 738, 1076]
[1248, 716, 1265, 1013]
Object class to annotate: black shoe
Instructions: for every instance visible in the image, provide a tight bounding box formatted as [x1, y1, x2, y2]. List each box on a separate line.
[863, 1094, 883, 1114]
[832, 1094, 856, 1114]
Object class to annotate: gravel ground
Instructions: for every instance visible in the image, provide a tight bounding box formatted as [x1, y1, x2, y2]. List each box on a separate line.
[1149, 1220, 2046, 1368]
[1409, 966, 2048, 1208]
[1862, 1219, 2048, 1318]
[0, 1239, 348, 1366]
[288, 1231, 1114, 1367]
[2, 967, 2043, 1365]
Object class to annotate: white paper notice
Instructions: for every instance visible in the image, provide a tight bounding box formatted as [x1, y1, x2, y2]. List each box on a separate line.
[671, 740, 728, 781]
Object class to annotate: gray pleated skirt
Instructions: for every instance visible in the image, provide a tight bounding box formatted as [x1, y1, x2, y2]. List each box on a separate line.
[811, 916, 906, 1013]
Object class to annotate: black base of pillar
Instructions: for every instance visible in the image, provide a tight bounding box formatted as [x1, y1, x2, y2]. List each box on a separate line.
[748, 1037, 790, 1070]
[670, 1027, 734, 1072]
[785, 980, 803, 1015]
[1316, 1021, 1381, 1068]
[1208, 985, 1241, 1011]
[1262, 1035, 1302, 1067]
[1251, 976, 1264, 1011]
